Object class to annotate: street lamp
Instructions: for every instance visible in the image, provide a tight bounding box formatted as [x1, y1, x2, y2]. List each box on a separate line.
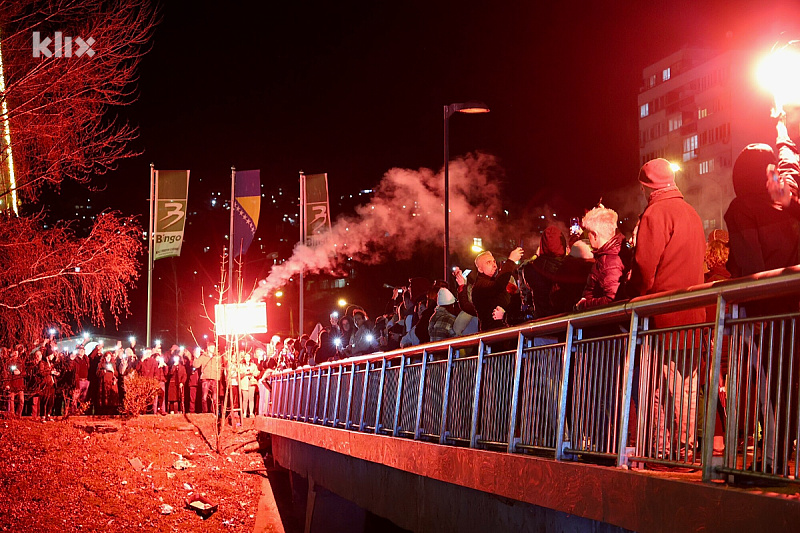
[444, 101, 490, 281]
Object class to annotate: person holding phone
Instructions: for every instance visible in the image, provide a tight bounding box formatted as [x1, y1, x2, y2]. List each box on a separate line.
[471, 246, 524, 331]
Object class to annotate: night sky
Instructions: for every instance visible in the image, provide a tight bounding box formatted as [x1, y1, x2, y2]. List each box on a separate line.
[110, 1, 799, 204]
[63, 0, 800, 338]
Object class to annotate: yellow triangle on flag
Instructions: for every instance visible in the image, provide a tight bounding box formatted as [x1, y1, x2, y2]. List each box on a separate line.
[238, 196, 260, 224]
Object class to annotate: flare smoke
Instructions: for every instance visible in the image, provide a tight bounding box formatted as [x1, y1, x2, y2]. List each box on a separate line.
[250, 153, 503, 301]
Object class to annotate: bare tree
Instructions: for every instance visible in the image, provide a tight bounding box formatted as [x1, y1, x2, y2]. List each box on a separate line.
[0, 211, 142, 344]
[0, 0, 158, 201]
[0, 1, 157, 343]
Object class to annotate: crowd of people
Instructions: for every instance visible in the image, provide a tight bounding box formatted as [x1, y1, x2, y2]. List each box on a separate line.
[4, 111, 800, 472]
[0, 338, 287, 421]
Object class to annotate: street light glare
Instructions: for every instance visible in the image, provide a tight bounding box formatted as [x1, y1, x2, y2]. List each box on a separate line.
[275, 290, 284, 297]
[338, 299, 347, 307]
[471, 244, 484, 253]
[669, 163, 681, 172]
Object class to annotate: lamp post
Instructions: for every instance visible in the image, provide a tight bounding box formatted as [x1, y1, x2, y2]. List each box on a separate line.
[443, 101, 490, 281]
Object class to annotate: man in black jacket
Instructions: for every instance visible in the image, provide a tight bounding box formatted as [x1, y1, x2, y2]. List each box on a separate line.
[471, 246, 523, 331]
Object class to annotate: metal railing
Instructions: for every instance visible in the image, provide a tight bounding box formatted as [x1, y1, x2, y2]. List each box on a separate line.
[266, 267, 800, 485]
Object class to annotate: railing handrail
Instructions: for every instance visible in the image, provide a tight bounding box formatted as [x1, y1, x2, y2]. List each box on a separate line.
[265, 266, 800, 487]
[275, 266, 800, 374]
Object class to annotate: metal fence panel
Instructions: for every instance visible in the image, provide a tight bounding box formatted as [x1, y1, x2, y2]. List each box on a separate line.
[723, 312, 799, 481]
[635, 324, 711, 469]
[379, 364, 400, 433]
[568, 334, 628, 457]
[445, 356, 478, 442]
[478, 350, 516, 446]
[420, 359, 447, 438]
[517, 343, 564, 451]
[398, 362, 422, 436]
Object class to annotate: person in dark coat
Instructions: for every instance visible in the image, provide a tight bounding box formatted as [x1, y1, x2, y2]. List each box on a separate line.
[186, 348, 201, 413]
[576, 206, 629, 311]
[726, 143, 800, 278]
[96, 352, 119, 415]
[472, 246, 524, 331]
[167, 352, 187, 414]
[524, 226, 567, 319]
[630, 158, 706, 465]
[70, 347, 90, 414]
[726, 140, 800, 474]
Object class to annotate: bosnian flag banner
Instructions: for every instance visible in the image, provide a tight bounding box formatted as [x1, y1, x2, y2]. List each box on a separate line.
[233, 169, 260, 258]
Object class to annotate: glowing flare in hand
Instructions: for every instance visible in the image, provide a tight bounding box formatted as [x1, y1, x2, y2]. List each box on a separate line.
[757, 43, 800, 112]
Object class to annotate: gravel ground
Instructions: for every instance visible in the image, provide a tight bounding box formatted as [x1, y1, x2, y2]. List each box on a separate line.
[0, 414, 269, 532]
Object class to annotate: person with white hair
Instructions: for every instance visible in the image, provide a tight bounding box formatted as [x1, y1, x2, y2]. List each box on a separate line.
[575, 206, 629, 311]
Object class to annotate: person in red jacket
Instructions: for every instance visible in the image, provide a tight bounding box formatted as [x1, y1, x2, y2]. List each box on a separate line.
[630, 158, 706, 467]
[6, 348, 25, 417]
[576, 206, 629, 311]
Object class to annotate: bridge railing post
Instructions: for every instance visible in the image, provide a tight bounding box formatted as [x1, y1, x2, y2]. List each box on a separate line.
[439, 345, 455, 444]
[344, 362, 357, 430]
[555, 322, 575, 461]
[392, 355, 407, 437]
[616, 311, 639, 468]
[507, 332, 526, 453]
[374, 358, 387, 434]
[414, 350, 429, 439]
[702, 295, 726, 482]
[469, 341, 486, 448]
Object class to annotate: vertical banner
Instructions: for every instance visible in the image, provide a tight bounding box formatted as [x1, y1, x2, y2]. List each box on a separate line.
[153, 170, 190, 260]
[232, 169, 261, 257]
[303, 173, 330, 247]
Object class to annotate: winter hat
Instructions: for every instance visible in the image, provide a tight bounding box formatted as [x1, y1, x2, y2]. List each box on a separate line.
[540, 226, 566, 256]
[638, 158, 676, 190]
[437, 288, 456, 306]
[732, 143, 776, 201]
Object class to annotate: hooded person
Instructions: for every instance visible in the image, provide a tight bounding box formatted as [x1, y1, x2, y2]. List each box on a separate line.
[724, 143, 800, 474]
[428, 288, 461, 342]
[522, 226, 566, 319]
[725, 143, 800, 278]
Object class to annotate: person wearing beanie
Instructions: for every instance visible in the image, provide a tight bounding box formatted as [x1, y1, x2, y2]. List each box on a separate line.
[428, 288, 461, 342]
[523, 225, 567, 319]
[472, 246, 524, 331]
[630, 158, 706, 468]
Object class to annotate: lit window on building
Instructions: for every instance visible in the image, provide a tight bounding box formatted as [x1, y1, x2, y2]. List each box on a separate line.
[473, 237, 483, 248]
[699, 159, 715, 175]
[669, 116, 683, 132]
[662, 68, 671, 81]
[682, 135, 698, 162]
[698, 108, 708, 120]
[640, 103, 650, 118]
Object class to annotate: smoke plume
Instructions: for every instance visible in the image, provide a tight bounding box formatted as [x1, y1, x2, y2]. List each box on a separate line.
[249, 152, 503, 301]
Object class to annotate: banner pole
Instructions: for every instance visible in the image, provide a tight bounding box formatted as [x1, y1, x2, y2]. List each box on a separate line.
[146, 163, 155, 348]
[229, 166, 236, 304]
[299, 171, 305, 337]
